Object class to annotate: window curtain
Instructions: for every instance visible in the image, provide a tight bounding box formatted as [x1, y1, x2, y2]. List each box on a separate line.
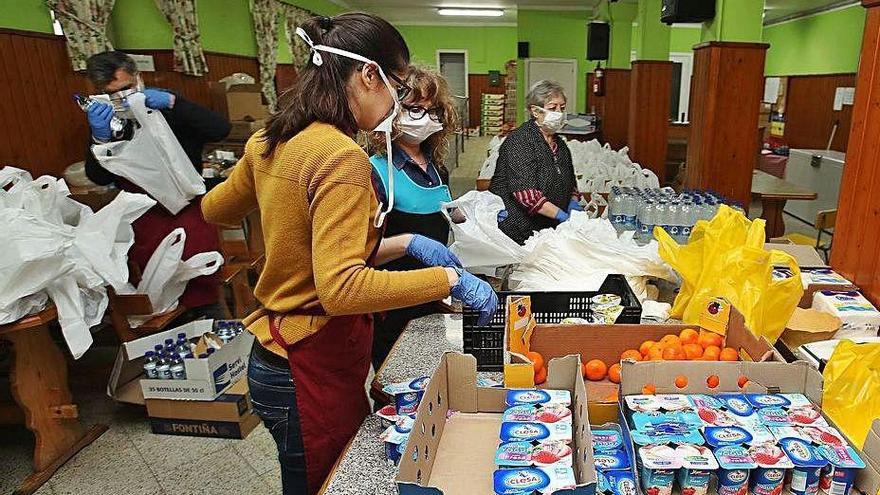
[154, 0, 208, 76]
[46, 0, 116, 71]
[250, 0, 279, 111]
[282, 4, 312, 68]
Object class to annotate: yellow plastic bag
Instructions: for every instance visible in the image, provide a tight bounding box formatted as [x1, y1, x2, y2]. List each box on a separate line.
[823, 340, 880, 449]
[656, 205, 803, 342]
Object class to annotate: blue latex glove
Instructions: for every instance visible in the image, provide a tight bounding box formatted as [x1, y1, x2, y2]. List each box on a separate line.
[87, 101, 114, 142]
[497, 210, 509, 223]
[568, 198, 584, 212]
[144, 88, 174, 110]
[451, 270, 499, 326]
[406, 234, 462, 268]
[555, 209, 570, 222]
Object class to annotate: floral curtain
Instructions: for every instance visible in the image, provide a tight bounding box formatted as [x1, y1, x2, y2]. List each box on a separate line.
[250, 0, 279, 111]
[154, 0, 209, 76]
[282, 4, 312, 68]
[46, 0, 116, 71]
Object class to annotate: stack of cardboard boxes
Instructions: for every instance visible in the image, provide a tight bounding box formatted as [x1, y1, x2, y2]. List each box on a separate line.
[207, 82, 269, 154]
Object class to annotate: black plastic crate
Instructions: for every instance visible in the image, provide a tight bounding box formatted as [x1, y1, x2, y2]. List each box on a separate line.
[462, 274, 643, 371]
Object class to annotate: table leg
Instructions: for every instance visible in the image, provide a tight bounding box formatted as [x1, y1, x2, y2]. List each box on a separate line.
[761, 198, 788, 239]
[4, 324, 107, 493]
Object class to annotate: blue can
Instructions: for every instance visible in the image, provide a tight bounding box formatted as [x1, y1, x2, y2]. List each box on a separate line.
[750, 467, 785, 495]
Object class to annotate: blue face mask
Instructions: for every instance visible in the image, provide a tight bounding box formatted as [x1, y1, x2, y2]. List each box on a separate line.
[297, 27, 400, 228]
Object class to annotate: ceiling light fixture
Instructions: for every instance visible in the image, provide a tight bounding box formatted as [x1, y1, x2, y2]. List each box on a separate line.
[437, 8, 504, 17]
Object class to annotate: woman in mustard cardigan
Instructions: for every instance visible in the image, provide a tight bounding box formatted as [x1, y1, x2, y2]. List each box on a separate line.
[201, 13, 496, 495]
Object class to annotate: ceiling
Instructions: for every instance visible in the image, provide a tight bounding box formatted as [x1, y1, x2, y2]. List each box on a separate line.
[332, 0, 859, 26]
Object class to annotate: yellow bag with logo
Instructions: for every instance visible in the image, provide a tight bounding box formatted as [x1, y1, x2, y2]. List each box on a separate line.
[822, 340, 880, 449]
[656, 205, 803, 342]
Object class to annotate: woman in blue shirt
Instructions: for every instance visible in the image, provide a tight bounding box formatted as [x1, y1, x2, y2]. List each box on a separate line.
[370, 66, 458, 368]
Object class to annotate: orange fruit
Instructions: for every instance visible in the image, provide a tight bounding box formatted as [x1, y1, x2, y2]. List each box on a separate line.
[584, 359, 608, 381]
[639, 340, 656, 357]
[621, 349, 643, 362]
[608, 363, 622, 384]
[720, 347, 739, 362]
[707, 375, 720, 388]
[683, 343, 704, 360]
[526, 351, 545, 371]
[534, 366, 547, 384]
[703, 345, 721, 361]
[674, 375, 689, 388]
[738, 375, 750, 388]
[648, 346, 664, 361]
[662, 345, 686, 361]
[679, 328, 699, 345]
[698, 330, 723, 349]
[604, 391, 620, 402]
[641, 383, 656, 395]
[660, 334, 682, 348]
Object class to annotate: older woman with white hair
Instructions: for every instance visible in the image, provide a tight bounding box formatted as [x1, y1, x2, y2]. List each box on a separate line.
[489, 80, 581, 244]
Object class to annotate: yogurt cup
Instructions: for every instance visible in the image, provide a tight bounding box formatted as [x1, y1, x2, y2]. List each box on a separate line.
[506, 389, 572, 407]
[594, 448, 631, 472]
[746, 394, 792, 409]
[758, 407, 793, 427]
[698, 405, 741, 427]
[802, 426, 847, 448]
[592, 294, 622, 309]
[638, 445, 681, 495]
[718, 394, 755, 417]
[383, 376, 430, 415]
[704, 426, 754, 447]
[379, 416, 414, 466]
[500, 421, 572, 444]
[749, 466, 786, 495]
[375, 404, 399, 428]
[690, 394, 724, 410]
[626, 395, 663, 413]
[496, 440, 573, 468]
[493, 466, 577, 495]
[816, 445, 866, 495]
[656, 394, 693, 411]
[592, 305, 624, 324]
[604, 469, 638, 495]
[715, 445, 757, 495]
[788, 405, 828, 427]
[676, 444, 719, 495]
[780, 437, 827, 495]
[592, 426, 625, 452]
[503, 403, 573, 424]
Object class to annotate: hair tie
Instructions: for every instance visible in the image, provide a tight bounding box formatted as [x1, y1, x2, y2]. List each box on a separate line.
[318, 16, 333, 31]
[295, 27, 323, 66]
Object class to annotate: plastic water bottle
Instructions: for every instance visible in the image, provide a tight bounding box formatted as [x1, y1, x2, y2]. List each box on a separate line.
[637, 200, 656, 245]
[170, 356, 186, 380]
[163, 338, 174, 354]
[622, 190, 638, 231]
[73, 94, 125, 132]
[143, 351, 158, 379]
[608, 187, 625, 233]
[654, 200, 668, 242]
[174, 336, 190, 357]
[156, 354, 172, 380]
[665, 200, 681, 240]
[679, 200, 694, 244]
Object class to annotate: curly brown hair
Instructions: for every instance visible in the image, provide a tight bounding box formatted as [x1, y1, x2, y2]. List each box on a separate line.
[369, 65, 459, 169]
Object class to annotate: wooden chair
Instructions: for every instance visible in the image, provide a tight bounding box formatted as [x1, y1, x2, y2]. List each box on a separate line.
[815, 209, 837, 263]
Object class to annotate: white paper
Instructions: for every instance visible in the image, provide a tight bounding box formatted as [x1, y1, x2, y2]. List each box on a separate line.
[764, 77, 781, 104]
[834, 87, 855, 111]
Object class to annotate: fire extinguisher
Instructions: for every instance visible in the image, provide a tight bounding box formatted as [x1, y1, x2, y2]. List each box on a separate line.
[593, 62, 605, 97]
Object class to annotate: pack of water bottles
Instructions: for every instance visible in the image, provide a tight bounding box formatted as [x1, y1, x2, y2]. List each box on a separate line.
[606, 187, 745, 245]
[115, 318, 254, 401]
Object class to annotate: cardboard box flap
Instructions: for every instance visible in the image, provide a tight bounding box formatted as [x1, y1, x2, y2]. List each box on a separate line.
[857, 419, 880, 495]
[766, 243, 828, 267]
[122, 319, 213, 360]
[446, 352, 478, 413]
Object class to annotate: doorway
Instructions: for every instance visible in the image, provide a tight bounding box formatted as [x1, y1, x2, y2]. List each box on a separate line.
[524, 58, 578, 113]
[437, 50, 469, 128]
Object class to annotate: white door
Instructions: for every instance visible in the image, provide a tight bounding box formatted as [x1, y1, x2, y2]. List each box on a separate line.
[438, 50, 469, 128]
[525, 58, 578, 113]
[669, 52, 693, 122]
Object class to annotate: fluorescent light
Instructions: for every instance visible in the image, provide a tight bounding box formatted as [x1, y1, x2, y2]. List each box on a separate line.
[437, 8, 504, 17]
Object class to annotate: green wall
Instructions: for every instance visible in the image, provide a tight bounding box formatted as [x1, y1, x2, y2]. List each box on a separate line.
[395, 25, 516, 74]
[517, 9, 592, 120]
[0, 0, 53, 33]
[763, 5, 866, 76]
[701, 0, 764, 43]
[632, 25, 701, 56]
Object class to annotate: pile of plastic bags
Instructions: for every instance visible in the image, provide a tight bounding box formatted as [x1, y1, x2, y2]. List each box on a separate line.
[0, 166, 156, 358]
[477, 137, 660, 194]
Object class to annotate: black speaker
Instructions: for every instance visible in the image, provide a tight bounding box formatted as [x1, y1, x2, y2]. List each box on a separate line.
[660, 0, 716, 24]
[587, 22, 610, 61]
[518, 41, 529, 59]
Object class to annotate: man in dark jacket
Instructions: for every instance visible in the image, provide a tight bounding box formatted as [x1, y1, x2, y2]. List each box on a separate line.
[83, 51, 231, 322]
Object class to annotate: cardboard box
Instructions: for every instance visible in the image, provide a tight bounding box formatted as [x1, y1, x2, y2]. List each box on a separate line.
[209, 82, 268, 121]
[505, 298, 781, 425]
[149, 411, 261, 439]
[781, 307, 841, 349]
[227, 120, 265, 141]
[396, 352, 596, 494]
[618, 360, 880, 495]
[767, 243, 858, 307]
[107, 319, 254, 403]
[145, 379, 251, 422]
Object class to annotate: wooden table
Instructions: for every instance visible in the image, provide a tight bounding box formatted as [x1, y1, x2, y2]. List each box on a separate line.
[751, 169, 817, 239]
[0, 307, 108, 495]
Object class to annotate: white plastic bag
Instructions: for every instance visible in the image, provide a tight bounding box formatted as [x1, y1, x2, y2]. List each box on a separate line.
[442, 191, 529, 276]
[91, 93, 205, 214]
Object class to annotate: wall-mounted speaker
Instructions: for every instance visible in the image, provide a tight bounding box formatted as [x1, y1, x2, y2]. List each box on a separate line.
[660, 0, 716, 24]
[587, 22, 610, 61]
[517, 41, 529, 59]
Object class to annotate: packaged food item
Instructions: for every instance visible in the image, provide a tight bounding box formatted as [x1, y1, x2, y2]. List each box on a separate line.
[383, 376, 430, 415]
[375, 404, 401, 428]
[560, 317, 591, 325]
[379, 415, 414, 465]
[746, 394, 792, 409]
[656, 394, 693, 411]
[503, 403, 573, 424]
[757, 407, 793, 427]
[592, 427, 625, 452]
[496, 440, 573, 468]
[493, 466, 577, 495]
[787, 405, 828, 427]
[594, 305, 624, 324]
[676, 444, 719, 495]
[801, 426, 847, 447]
[697, 405, 741, 427]
[594, 448, 632, 472]
[506, 389, 572, 408]
[689, 394, 724, 410]
[638, 444, 681, 495]
[592, 294, 622, 309]
[632, 411, 702, 431]
[631, 427, 705, 447]
[714, 445, 757, 495]
[816, 445, 866, 495]
[717, 394, 755, 417]
[779, 437, 827, 495]
[748, 442, 794, 495]
[626, 395, 663, 413]
[603, 469, 638, 495]
[704, 426, 754, 447]
[499, 421, 573, 444]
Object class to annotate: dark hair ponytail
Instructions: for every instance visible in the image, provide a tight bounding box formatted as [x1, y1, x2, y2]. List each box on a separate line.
[261, 12, 410, 158]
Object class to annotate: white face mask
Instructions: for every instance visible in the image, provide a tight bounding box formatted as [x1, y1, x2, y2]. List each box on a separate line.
[398, 112, 443, 144]
[297, 27, 400, 228]
[534, 106, 567, 134]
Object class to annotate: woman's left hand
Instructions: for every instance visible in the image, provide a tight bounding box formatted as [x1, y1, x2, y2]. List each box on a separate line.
[406, 234, 463, 268]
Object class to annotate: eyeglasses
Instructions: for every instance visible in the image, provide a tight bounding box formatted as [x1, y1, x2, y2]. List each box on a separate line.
[402, 104, 444, 122]
[387, 72, 412, 101]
